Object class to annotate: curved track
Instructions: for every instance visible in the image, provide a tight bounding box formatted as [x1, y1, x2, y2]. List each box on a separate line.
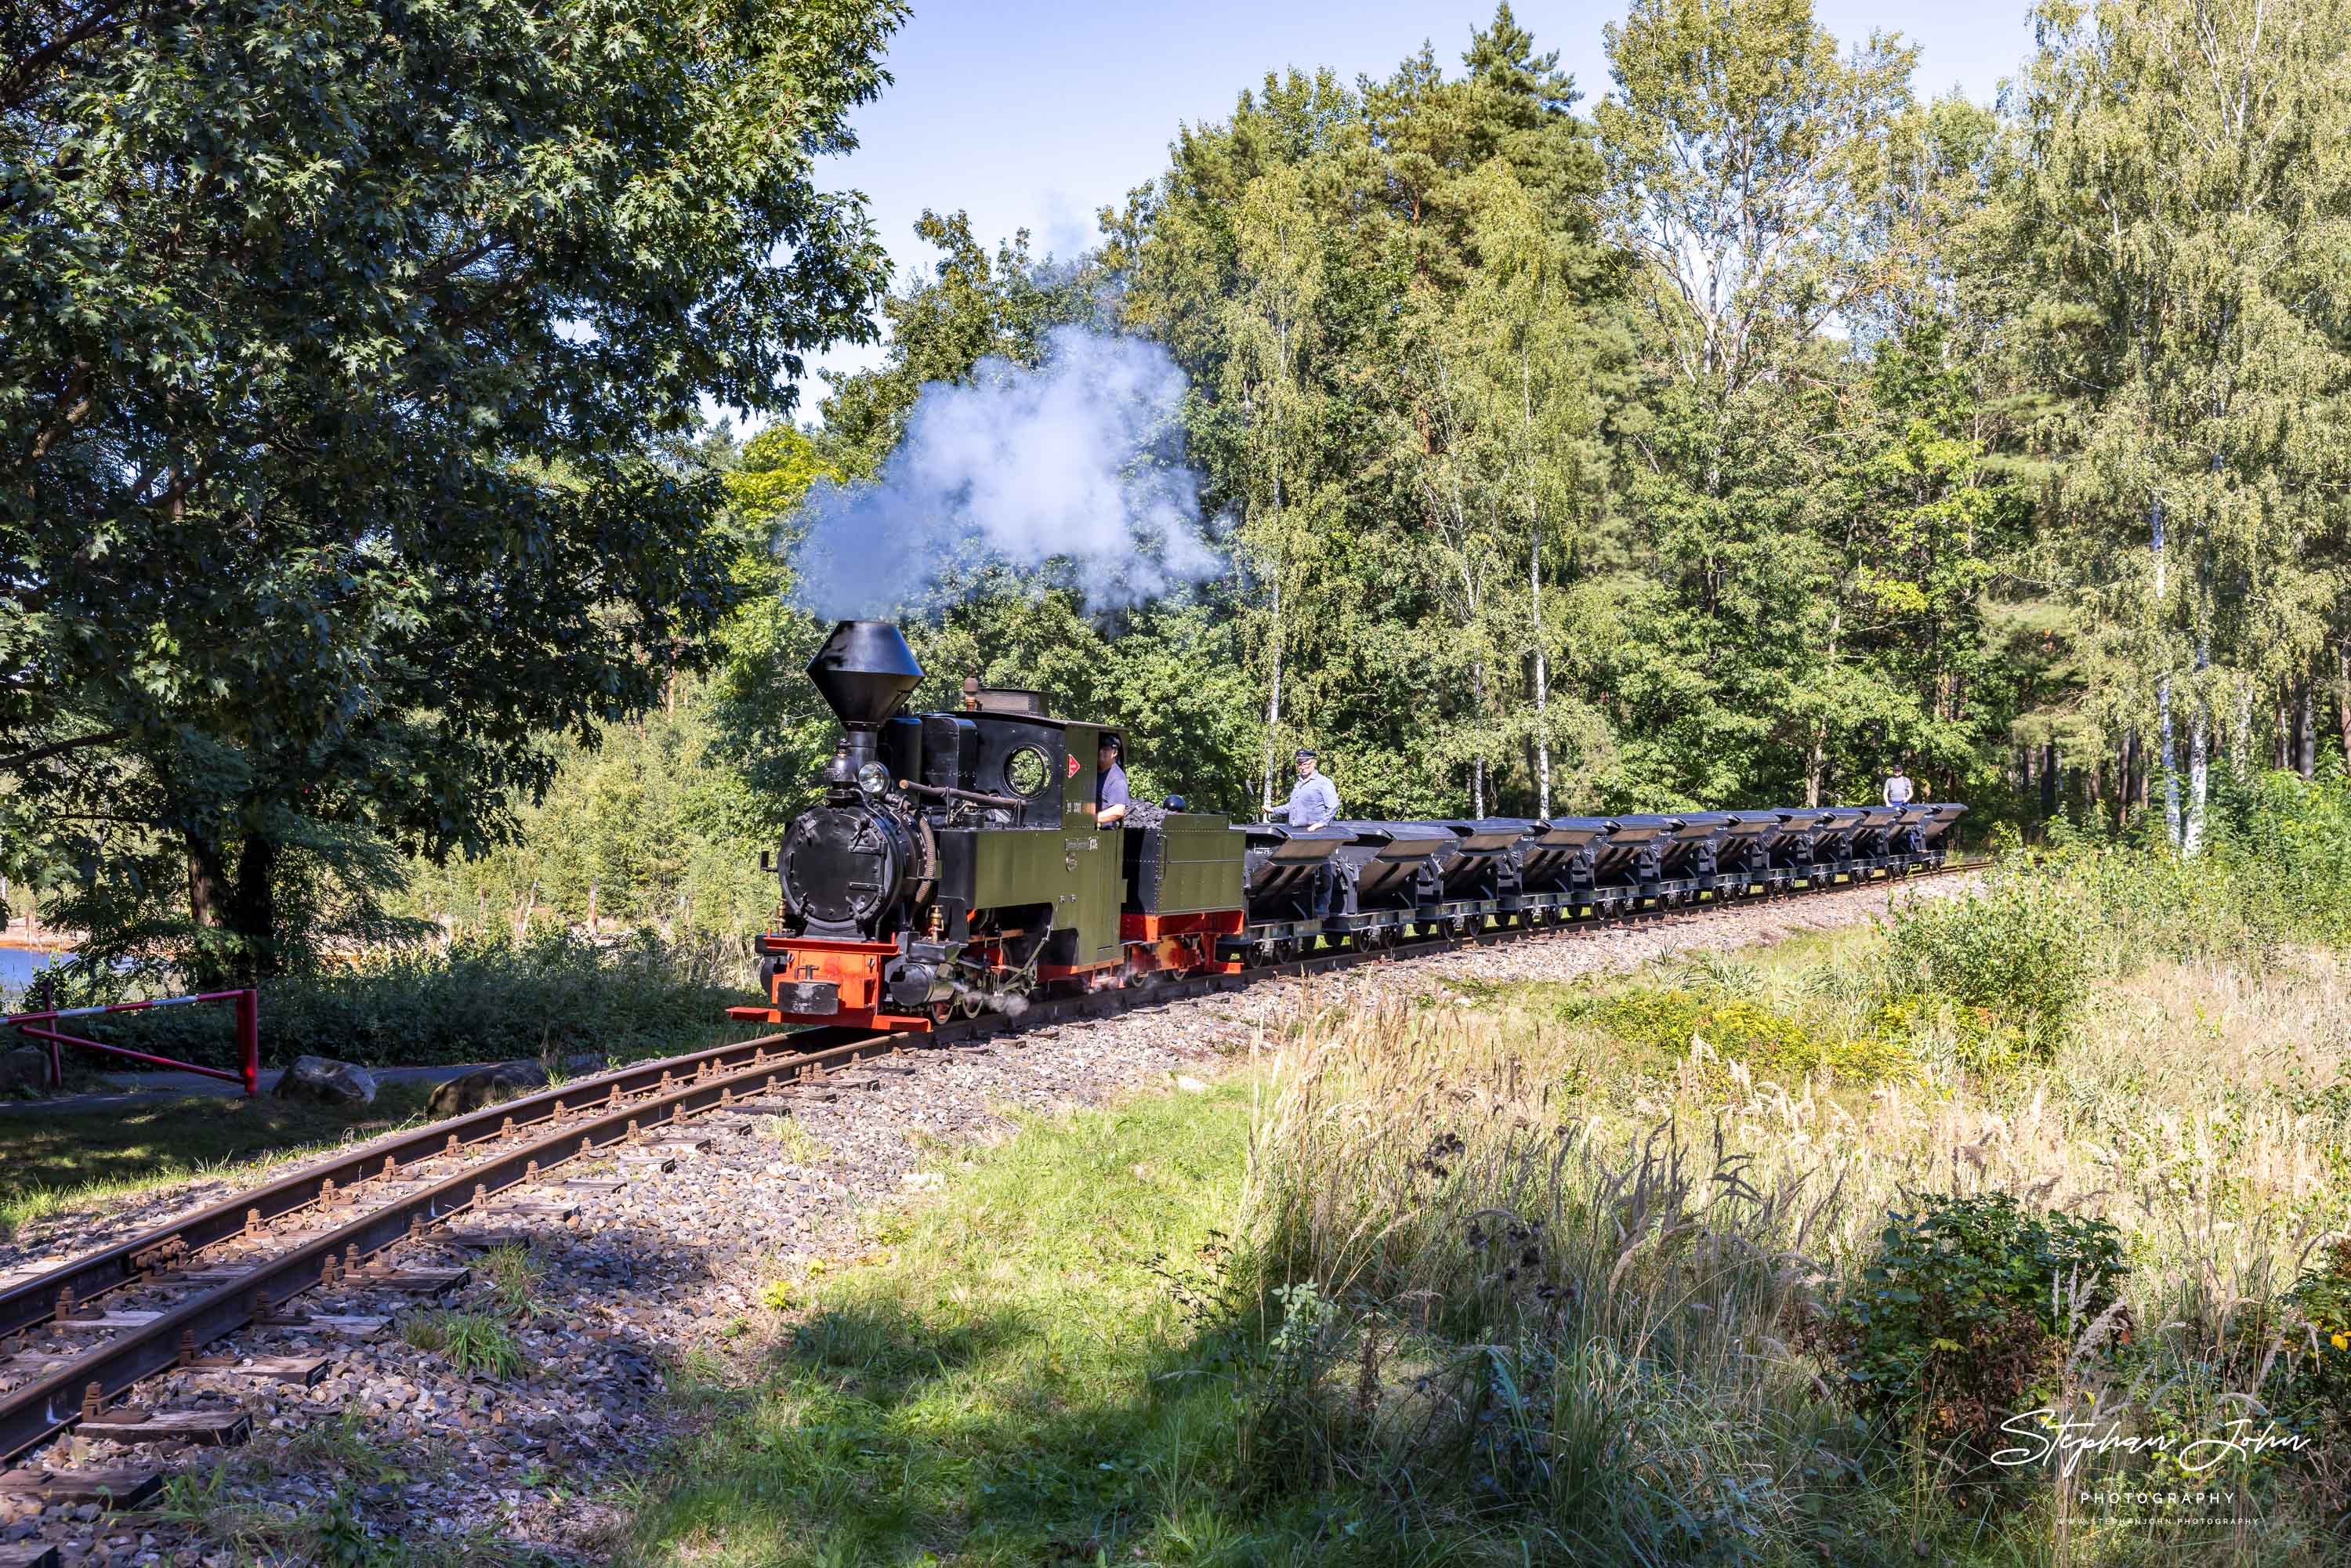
[0, 859, 1969, 1468]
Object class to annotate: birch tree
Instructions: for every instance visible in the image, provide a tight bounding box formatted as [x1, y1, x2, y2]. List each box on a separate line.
[2016, 0, 2351, 854]
[1458, 162, 1617, 817]
[1223, 165, 1330, 813]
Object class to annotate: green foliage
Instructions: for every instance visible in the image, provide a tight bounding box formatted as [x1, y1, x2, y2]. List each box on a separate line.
[317, 1489, 411, 1568]
[1879, 877, 2098, 1059]
[476, 1244, 548, 1319]
[1828, 1193, 2127, 1472]
[2012, 0, 2351, 856]
[2, 0, 905, 979]
[66, 928, 748, 1070]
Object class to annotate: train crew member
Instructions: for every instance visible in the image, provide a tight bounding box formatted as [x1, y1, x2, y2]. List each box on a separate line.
[1882, 764, 1913, 807]
[1097, 735, 1130, 826]
[1284, 748, 1339, 831]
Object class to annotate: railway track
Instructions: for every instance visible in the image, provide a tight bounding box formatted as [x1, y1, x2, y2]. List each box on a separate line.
[0, 860, 1970, 1505]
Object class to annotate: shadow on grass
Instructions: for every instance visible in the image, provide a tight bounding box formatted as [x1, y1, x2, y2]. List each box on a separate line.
[638, 1295, 1330, 1568]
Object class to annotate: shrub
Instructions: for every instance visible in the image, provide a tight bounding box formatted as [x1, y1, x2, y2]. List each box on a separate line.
[73, 926, 752, 1069]
[1880, 873, 2096, 1058]
[2259, 1239, 2351, 1447]
[1827, 1193, 2126, 1475]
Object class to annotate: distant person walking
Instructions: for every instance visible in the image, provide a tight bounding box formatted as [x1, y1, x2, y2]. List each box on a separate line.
[1882, 765, 1914, 807]
[1277, 748, 1340, 830]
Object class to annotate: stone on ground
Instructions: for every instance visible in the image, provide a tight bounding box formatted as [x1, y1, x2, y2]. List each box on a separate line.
[428, 1060, 549, 1117]
[272, 1055, 376, 1106]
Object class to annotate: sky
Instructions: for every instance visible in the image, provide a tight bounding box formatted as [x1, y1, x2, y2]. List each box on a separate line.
[784, 0, 2043, 414]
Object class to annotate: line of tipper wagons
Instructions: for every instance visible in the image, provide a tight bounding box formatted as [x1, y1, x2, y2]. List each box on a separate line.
[1230, 802, 1966, 953]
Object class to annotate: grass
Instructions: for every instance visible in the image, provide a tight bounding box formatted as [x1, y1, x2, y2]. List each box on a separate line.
[626, 1082, 1288, 1567]
[401, 1308, 527, 1378]
[1230, 855, 2351, 1563]
[27, 925, 761, 1071]
[476, 1242, 549, 1316]
[0, 1081, 440, 1242]
[621, 813, 2351, 1566]
[753, 1112, 831, 1165]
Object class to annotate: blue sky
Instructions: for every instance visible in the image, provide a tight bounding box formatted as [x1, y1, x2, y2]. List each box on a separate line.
[788, 0, 2041, 407]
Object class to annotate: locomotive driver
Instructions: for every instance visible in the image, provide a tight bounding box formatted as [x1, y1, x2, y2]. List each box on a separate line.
[1097, 736, 1130, 825]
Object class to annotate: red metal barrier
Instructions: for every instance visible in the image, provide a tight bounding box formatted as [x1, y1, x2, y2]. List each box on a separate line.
[5, 990, 260, 1096]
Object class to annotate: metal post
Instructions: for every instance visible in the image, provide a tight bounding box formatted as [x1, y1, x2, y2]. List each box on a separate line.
[237, 990, 259, 1097]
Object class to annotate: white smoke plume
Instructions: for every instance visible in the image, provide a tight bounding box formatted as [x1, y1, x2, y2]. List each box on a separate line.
[790, 327, 1223, 620]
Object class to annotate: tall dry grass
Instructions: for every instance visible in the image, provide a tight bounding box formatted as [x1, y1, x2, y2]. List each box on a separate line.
[1230, 936, 2351, 1562]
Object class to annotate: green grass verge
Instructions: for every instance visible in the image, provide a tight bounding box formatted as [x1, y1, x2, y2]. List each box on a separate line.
[628, 1079, 1437, 1568]
[0, 1083, 439, 1240]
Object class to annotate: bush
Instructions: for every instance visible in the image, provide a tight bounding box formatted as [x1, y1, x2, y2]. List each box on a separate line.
[1879, 872, 2096, 1059]
[2259, 1239, 2351, 1448]
[75, 927, 752, 1070]
[1827, 1193, 2127, 1475]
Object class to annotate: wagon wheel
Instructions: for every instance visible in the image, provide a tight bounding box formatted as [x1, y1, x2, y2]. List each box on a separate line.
[1272, 937, 1301, 965]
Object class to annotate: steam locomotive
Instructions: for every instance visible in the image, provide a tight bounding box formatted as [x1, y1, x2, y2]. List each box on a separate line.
[735, 621, 1965, 1033]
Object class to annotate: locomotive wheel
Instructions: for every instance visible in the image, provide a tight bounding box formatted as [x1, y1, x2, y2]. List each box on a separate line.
[1273, 938, 1301, 965]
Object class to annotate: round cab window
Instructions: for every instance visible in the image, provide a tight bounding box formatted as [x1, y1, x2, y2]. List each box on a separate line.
[1002, 745, 1052, 797]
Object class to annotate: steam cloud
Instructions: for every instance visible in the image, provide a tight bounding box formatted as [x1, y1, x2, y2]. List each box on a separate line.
[790, 328, 1223, 620]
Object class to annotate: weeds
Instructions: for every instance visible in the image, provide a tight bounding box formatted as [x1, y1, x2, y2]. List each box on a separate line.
[755, 1114, 829, 1164]
[402, 1309, 526, 1378]
[1232, 852, 2351, 1561]
[476, 1243, 546, 1317]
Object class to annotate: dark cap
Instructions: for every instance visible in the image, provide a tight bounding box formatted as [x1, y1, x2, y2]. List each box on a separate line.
[1099, 733, 1121, 751]
[1892, 763, 1907, 772]
[1294, 748, 1317, 762]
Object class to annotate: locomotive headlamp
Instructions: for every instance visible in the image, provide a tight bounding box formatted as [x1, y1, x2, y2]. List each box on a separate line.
[857, 761, 890, 798]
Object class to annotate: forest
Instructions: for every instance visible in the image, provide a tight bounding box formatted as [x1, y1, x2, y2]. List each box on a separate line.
[5, 0, 2349, 971]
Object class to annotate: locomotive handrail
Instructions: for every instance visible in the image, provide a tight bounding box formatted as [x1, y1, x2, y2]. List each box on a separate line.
[898, 779, 1026, 811]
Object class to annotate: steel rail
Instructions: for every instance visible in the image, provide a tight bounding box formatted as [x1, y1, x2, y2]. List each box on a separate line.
[0, 1027, 894, 1461]
[0, 1030, 850, 1345]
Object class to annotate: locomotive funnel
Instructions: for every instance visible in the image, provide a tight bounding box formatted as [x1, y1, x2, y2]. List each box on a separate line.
[806, 620, 924, 729]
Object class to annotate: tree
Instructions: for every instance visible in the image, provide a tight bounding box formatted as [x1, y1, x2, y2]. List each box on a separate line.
[1222, 164, 1331, 813]
[1595, 0, 1918, 807]
[2013, 0, 2351, 853]
[2, 0, 905, 977]
[1455, 161, 1623, 816]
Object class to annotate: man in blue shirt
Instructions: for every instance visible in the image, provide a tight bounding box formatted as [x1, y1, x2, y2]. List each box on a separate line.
[1279, 748, 1339, 829]
[1096, 735, 1130, 825]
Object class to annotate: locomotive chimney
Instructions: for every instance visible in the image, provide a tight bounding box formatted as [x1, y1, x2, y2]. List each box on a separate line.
[806, 621, 924, 730]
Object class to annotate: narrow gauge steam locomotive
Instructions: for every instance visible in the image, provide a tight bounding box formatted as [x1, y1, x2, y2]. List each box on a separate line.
[735, 621, 1965, 1033]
